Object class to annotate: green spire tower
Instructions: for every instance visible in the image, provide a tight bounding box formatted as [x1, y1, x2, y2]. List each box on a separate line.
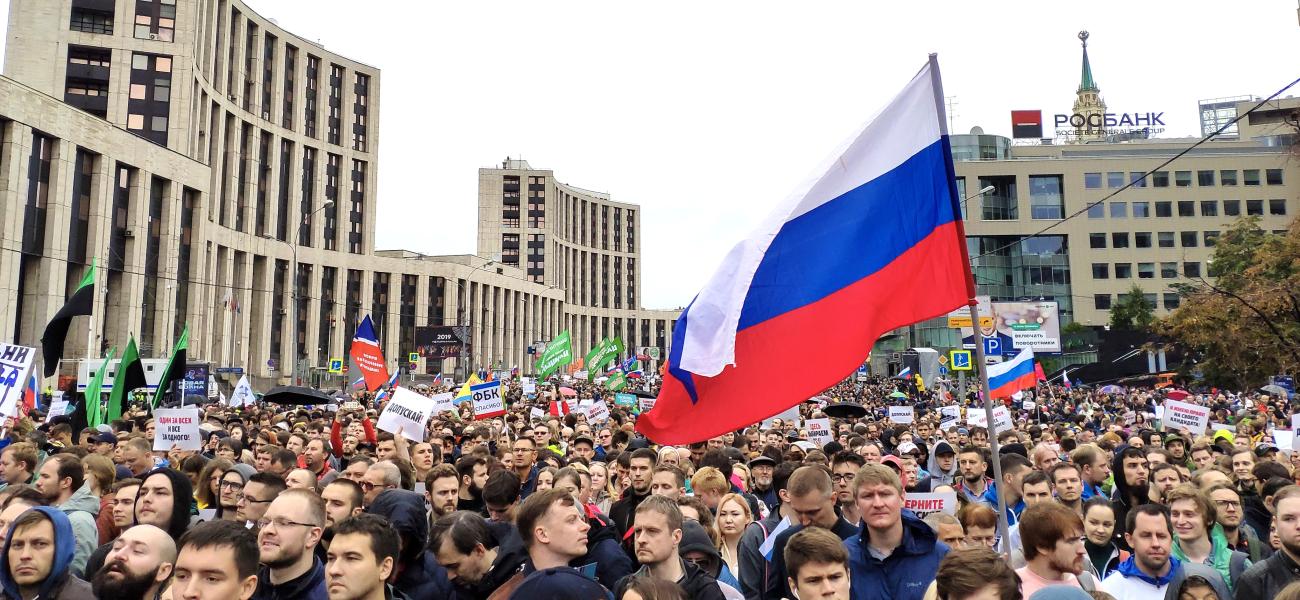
[1070, 30, 1107, 143]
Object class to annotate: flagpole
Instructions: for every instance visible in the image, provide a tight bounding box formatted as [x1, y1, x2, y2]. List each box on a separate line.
[929, 53, 1012, 556]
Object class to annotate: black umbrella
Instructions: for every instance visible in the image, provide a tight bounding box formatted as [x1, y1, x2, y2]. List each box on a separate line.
[262, 386, 333, 406]
[823, 403, 867, 419]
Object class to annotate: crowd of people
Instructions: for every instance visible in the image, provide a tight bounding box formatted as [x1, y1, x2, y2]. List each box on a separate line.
[0, 373, 1297, 600]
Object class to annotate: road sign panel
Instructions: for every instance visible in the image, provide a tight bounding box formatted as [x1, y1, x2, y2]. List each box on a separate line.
[408, 352, 419, 363]
[939, 365, 948, 376]
[950, 350, 973, 371]
[328, 359, 343, 374]
[983, 336, 1002, 357]
[937, 355, 948, 366]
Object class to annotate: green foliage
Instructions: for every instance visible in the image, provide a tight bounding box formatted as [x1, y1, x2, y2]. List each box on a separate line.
[1110, 285, 1155, 331]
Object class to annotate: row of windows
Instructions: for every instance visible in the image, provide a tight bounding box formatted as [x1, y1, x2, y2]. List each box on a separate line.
[1095, 292, 1181, 311]
[1088, 231, 1219, 249]
[1084, 169, 1284, 189]
[1088, 199, 1287, 219]
[1091, 261, 1202, 280]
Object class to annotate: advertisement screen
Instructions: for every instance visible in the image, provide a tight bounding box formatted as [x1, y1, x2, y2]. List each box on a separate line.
[415, 326, 465, 359]
[992, 301, 1061, 352]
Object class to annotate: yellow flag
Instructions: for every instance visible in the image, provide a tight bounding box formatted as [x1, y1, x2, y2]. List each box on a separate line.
[456, 374, 484, 399]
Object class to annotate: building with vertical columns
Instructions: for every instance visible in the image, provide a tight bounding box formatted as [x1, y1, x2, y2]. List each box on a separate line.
[0, 0, 679, 386]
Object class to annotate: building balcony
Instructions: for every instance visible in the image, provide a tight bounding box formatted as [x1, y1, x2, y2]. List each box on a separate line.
[66, 63, 110, 81]
[64, 92, 108, 115]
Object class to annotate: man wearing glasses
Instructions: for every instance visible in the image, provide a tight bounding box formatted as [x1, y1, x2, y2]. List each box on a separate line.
[254, 489, 327, 599]
[238, 472, 286, 531]
[513, 438, 541, 500]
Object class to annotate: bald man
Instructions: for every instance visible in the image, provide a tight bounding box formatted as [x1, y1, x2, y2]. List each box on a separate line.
[89, 524, 176, 600]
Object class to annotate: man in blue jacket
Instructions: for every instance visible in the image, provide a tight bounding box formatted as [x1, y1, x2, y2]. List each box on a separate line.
[365, 489, 454, 599]
[845, 463, 947, 600]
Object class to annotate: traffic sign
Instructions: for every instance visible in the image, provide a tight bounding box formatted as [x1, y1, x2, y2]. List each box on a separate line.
[939, 365, 949, 376]
[408, 352, 419, 363]
[950, 350, 973, 371]
[983, 336, 1002, 357]
[937, 355, 948, 366]
[328, 359, 343, 374]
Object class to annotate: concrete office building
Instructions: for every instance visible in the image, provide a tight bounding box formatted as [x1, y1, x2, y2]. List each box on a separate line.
[880, 33, 1299, 363]
[0, 0, 677, 386]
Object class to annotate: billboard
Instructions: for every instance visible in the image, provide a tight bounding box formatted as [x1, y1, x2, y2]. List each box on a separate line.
[992, 301, 1061, 352]
[181, 364, 210, 398]
[415, 326, 464, 359]
[1010, 110, 1043, 139]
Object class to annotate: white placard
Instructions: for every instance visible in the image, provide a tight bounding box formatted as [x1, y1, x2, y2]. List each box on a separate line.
[1163, 399, 1211, 434]
[228, 375, 255, 408]
[522, 377, 536, 394]
[376, 387, 434, 442]
[1273, 429, 1297, 452]
[991, 405, 1014, 434]
[806, 418, 833, 448]
[470, 382, 506, 420]
[530, 407, 544, 420]
[1155, 405, 1165, 420]
[1022, 400, 1036, 410]
[888, 406, 914, 424]
[903, 492, 957, 519]
[939, 406, 961, 430]
[762, 405, 800, 428]
[638, 397, 656, 413]
[1209, 422, 1236, 433]
[1292, 414, 1300, 432]
[44, 400, 69, 424]
[584, 400, 611, 423]
[0, 344, 37, 419]
[153, 408, 202, 451]
[967, 409, 987, 428]
[428, 392, 455, 416]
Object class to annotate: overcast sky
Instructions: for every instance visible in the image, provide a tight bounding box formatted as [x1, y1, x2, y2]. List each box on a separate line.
[6, 1, 1299, 309]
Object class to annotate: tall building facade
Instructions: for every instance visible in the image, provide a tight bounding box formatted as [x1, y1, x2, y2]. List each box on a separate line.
[0, 0, 677, 385]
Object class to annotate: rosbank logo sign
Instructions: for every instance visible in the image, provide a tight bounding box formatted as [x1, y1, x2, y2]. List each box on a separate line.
[1054, 112, 1166, 128]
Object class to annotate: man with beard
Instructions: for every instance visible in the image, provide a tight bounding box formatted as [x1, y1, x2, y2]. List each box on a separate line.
[1052, 463, 1085, 517]
[748, 456, 778, 514]
[455, 456, 488, 515]
[84, 467, 193, 581]
[427, 464, 460, 519]
[321, 480, 365, 539]
[1235, 485, 1300, 598]
[609, 448, 656, 545]
[252, 489, 327, 599]
[954, 447, 993, 506]
[90, 525, 175, 600]
[429, 511, 527, 600]
[615, 495, 725, 600]
[1148, 463, 1183, 506]
[1205, 483, 1268, 562]
[511, 437, 541, 501]
[1015, 502, 1089, 596]
[831, 452, 865, 527]
[303, 440, 335, 484]
[0, 507, 94, 599]
[33, 453, 99, 577]
[172, 520, 260, 600]
[1110, 446, 1150, 540]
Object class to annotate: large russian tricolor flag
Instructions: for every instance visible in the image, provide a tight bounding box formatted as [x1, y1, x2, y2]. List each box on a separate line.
[637, 56, 974, 444]
[987, 349, 1039, 400]
[349, 315, 391, 392]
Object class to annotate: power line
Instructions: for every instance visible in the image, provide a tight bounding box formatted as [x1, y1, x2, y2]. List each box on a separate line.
[970, 75, 1300, 261]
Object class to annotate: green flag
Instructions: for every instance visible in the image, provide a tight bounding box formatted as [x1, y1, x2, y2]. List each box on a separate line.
[85, 347, 115, 428]
[107, 336, 146, 423]
[536, 330, 572, 380]
[586, 337, 625, 381]
[153, 325, 189, 407]
[583, 338, 610, 377]
[606, 372, 627, 391]
[41, 258, 96, 377]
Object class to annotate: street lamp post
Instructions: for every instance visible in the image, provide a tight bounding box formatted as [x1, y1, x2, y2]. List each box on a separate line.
[264, 200, 334, 386]
[453, 258, 497, 381]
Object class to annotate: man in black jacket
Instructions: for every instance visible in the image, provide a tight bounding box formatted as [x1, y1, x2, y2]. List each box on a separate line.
[1110, 446, 1149, 541]
[429, 510, 527, 600]
[615, 495, 725, 600]
[1236, 485, 1300, 599]
[609, 448, 657, 552]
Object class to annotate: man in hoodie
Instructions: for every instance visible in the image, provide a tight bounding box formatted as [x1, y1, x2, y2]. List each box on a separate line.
[845, 463, 946, 600]
[364, 489, 453, 599]
[33, 454, 99, 577]
[488, 488, 603, 599]
[85, 467, 193, 581]
[430, 510, 527, 600]
[252, 489, 327, 600]
[615, 495, 726, 600]
[0, 506, 94, 600]
[89, 525, 175, 600]
[1110, 446, 1150, 541]
[1235, 484, 1300, 599]
[915, 440, 957, 492]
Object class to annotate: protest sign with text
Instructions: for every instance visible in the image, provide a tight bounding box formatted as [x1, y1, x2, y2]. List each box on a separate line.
[470, 381, 506, 420]
[376, 387, 437, 442]
[806, 418, 833, 448]
[888, 406, 914, 424]
[904, 492, 957, 520]
[153, 408, 201, 451]
[1163, 399, 1210, 434]
[0, 344, 36, 419]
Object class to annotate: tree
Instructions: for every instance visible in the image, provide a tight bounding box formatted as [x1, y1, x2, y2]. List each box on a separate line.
[1161, 216, 1300, 388]
[1110, 285, 1155, 331]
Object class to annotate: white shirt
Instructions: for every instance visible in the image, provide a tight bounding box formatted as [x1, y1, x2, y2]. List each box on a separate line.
[1100, 569, 1168, 600]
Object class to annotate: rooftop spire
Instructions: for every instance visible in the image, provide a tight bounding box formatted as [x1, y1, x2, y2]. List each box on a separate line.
[1077, 30, 1097, 92]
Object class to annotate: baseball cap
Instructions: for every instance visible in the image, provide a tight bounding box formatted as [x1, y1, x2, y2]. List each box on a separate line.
[792, 441, 816, 452]
[1255, 443, 1278, 457]
[957, 427, 969, 435]
[508, 567, 610, 600]
[933, 441, 956, 456]
[896, 441, 920, 456]
[748, 455, 777, 469]
[572, 435, 595, 447]
[89, 431, 118, 445]
[880, 455, 904, 472]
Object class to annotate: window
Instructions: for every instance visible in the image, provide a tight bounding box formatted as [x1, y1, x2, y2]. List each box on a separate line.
[1084, 173, 1102, 189]
[1095, 294, 1112, 310]
[1087, 203, 1104, 219]
[126, 52, 172, 145]
[1129, 172, 1147, 188]
[1138, 263, 1155, 279]
[1092, 263, 1109, 279]
[1109, 202, 1127, 218]
[1177, 201, 1195, 217]
[1158, 232, 1175, 248]
[1244, 169, 1260, 186]
[1132, 202, 1150, 218]
[979, 175, 1017, 220]
[1135, 232, 1152, 248]
[1247, 200, 1264, 215]
[1221, 170, 1237, 186]
[1267, 169, 1284, 185]
[1164, 293, 1181, 310]
[1028, 175, 1064, 219]
[1270, 199, 1287, 215]
[133, 0, 176, 41]
[1224, 200, 1240, 216]
[1155, 201, 1172, 217]
[1175, 171, 1192, 187]
[1180, 231, 1198, 247]
[70, 8, 113, 34]
[1112, 232, 1129, 248]
[1204, 231, 1219, 247]
[1200, 201, 1218, 216]
[1197, 170, 1215, 186]
[1152, 171, 1169, 187]
[1184, 262, 1201, 278]
[1144, 293, 1158, 308]
[1115, 263, 1132, 279]
[1089, 233, 1107, 249]
[1160, 262, 1178, 278]
[1107, 172, 1124, 188]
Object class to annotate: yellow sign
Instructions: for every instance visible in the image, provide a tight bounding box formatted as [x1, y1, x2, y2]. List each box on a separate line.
[947, 315, 995, 328]
[408, 352, 419, 363]
[328, 359, 343, 374]
[950, 350, 973, 371]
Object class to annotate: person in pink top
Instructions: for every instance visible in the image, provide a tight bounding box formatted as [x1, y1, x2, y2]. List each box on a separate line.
[1015, 501, 1093, 596]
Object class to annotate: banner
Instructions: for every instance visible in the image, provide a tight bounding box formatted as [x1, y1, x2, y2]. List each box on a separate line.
[584, 400, 611, 423]
[537, 330, 572, 379]
[228, 375, 255, 408]
[521, 377, 536, 395]
[638, 397, 656, 413]
[44, 399, 69, 423]
[414, 326, 464, 359]
[888, 406, 914, 424]
[806, 417, 833, 448]
[1164, 399, 1210, 434]
[153, 408, 201, 451]
[614, 393, 637, 408]
[991, 405, 1014, 434]
[939, 405, 961, 430]
[375, 387, 434, 442]
[470, 381, 506, 420]
[180, 364, 208, 399]
[967, 409, 987, 428]
[606, 372, 627, 391]
[584, 337, 625, 381]
[992, 301, 1061, 352]
[904, 492, 957, 519]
